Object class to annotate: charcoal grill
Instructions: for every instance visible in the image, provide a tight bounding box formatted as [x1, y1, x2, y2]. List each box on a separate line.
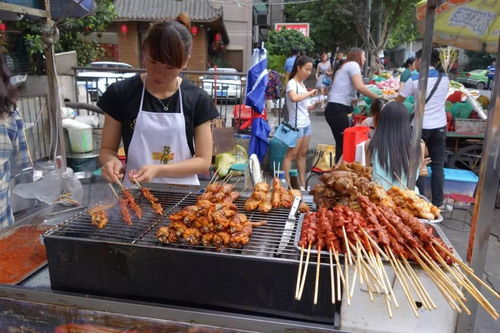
[44, 189, 339, 324]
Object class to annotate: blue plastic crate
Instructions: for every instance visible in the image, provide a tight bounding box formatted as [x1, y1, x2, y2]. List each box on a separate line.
[422, 167, 478, 200]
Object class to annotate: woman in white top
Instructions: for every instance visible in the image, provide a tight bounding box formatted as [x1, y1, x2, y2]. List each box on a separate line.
[325, 48, 378, 163]
[315, 52, 332, 95]
[282, 56, 320, 190]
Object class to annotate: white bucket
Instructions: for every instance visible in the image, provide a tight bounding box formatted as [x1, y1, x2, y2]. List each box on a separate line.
[62, 119, 93, 153]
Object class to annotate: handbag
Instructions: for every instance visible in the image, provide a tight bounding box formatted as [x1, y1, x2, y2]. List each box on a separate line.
[274, 84, 299, 147]
[322, 76, 332, 86]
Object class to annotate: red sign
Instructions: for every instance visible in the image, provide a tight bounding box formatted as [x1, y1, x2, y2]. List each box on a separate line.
[275, 23, 310, 37]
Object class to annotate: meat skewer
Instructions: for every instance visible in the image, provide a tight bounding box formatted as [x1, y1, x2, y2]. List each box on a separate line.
[118, 198, 132, 225]
[122, 189, 142, 219]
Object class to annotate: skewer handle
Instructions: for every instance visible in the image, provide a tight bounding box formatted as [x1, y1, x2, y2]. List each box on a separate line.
[108, 183, 120, 199]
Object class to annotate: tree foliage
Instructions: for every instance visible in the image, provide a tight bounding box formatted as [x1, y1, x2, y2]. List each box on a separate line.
[16, 0, 117, 71]
[464, 50, 496, 71]
[285, 0, 357, 53]
[266, 28, 315, 57]
[285, 0, 421, 72]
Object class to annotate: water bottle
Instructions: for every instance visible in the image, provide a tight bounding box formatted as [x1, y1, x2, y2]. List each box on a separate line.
[278, 171, 288, 189]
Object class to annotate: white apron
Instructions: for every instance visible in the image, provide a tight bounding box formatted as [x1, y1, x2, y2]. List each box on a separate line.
[123, 77, 199, 187]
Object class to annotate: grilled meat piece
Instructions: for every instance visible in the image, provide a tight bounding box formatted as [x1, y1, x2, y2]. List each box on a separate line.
[123, 189, 142, 219]
[254, 182, 270, 193]
[140, 187, 159, 203]
[183, 228, 201, 246]
[157, 226, 178, 243]
[89, 208, 108, 229]
[151, 202, 163, 215]
[119, 198, 132, 225]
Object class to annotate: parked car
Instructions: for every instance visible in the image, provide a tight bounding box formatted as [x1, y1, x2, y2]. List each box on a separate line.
[456, 69, 488, 90]
[77, 61, 136, 101]
[200, 68, 245, 103]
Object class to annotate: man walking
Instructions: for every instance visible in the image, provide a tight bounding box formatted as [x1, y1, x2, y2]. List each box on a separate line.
[396, 48, 450, 210]
[487, 60, 496, 90]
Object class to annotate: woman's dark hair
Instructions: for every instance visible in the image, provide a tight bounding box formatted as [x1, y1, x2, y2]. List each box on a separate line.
[370, 97, 389, 127]
[142, 12, 192, 68]
[0, 58, 17, 117]
[346, 48, 365, 68]
[368, 101, 419, 182]
[289, 55, 313, 81]
[416, 48, 443, 72]
[404, 57, 416, 68]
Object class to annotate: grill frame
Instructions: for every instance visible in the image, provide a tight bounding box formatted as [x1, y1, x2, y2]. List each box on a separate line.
[44, 189, 339, 324]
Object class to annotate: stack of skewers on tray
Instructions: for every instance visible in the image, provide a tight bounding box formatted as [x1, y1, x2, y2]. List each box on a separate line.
[244, 167, 310, 214]
[296, 163, 499, 320]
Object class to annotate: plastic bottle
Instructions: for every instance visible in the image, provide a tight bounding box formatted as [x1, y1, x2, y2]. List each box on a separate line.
[278, 171, 288, 189]
[289, 169, 300, 190]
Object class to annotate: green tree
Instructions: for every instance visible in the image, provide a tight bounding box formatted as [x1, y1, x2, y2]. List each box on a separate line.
[285, 0, 421, 72]
[285, 0, 358, 53]
[266, 28, 315, 57]
[16, 0, 117, 71]
[464, 50, 496, 71]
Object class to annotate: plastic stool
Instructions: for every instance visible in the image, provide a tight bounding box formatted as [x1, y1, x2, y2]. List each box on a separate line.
[445, 193, 475, 231]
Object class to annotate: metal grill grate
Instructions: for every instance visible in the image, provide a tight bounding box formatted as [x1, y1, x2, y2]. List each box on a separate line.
[48, 190, 190, 243]
[47, 190, 306, 260]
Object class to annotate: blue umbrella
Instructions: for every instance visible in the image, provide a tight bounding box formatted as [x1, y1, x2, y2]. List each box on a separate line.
[245, 46, 270, 162]
[51, 0, 96, 19]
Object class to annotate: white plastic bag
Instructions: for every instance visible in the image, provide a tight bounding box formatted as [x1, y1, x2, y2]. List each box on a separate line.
[13, 168, 83, 205]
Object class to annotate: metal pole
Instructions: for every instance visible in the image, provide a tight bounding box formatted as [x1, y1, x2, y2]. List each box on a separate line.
[364, 0, 371, 76]
[42, 0, 66, 160]
[456, 37, 500, 333]
[407, 0, 437, 190]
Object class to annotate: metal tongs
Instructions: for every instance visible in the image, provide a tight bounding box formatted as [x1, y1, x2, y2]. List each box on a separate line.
[277, 195, 302, 255]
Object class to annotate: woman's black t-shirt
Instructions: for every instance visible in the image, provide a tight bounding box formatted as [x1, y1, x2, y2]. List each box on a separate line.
[97, 74, 219, 157]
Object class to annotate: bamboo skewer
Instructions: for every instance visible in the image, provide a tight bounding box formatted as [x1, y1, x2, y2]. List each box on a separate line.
[361, 229, 390, 261]
[132, 177, 142, 188]
[331, 245, 344, 302]
[108, 183, 120, 199]
[295, 246, 304, 299]
[376, 251, 399, 308]
[407, 247, 463, 312]
[113, 175, 125, 191]
[401, 256, 435, 310]
[430, 246, 499, 319]
[298, 242, 312, 300]
[329, 248, 336, 304]
[386, 248, 419, 317]
[396, 253, 430, 310]
[342, 226, 353, 265]
[417, 248, 466, 299]
[432, 240, 474, 274]
[452, 266, 500, 320]
[314, 250, 321, 304]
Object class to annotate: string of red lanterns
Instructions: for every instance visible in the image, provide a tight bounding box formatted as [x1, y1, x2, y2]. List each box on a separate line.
[0, 22, 6, 32]
[190, 26, 198, 36]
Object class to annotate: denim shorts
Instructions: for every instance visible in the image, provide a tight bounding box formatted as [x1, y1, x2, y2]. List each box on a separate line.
[297, 125, 312, 138]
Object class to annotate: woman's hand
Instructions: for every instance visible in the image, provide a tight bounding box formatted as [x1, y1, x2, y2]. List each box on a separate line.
[131, 165, 162, 183]
[308, 89, 318, 97]
[102, 158, 124, 183]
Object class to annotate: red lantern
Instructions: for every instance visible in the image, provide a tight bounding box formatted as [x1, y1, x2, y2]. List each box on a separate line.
[120, 24, 128, 34]
[0, 23, 6, 32]
[214, 32, 222, 42]
[190, 26, 198, 36]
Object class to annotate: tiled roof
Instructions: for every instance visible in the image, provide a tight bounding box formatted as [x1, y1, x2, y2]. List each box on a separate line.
[115, 0, 223, 22]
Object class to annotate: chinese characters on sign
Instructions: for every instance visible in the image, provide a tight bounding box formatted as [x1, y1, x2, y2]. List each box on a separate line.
[449, 7, 495, 35]
[275, 23, 310, 37]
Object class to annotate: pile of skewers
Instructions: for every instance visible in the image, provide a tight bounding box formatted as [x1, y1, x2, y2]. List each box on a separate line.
[157, 181, 266, 249]
[89, 179, 163, 229]
[295, 196, 499, 320]
[310, 168, 440, 220]
[245, 178, 310, 213]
